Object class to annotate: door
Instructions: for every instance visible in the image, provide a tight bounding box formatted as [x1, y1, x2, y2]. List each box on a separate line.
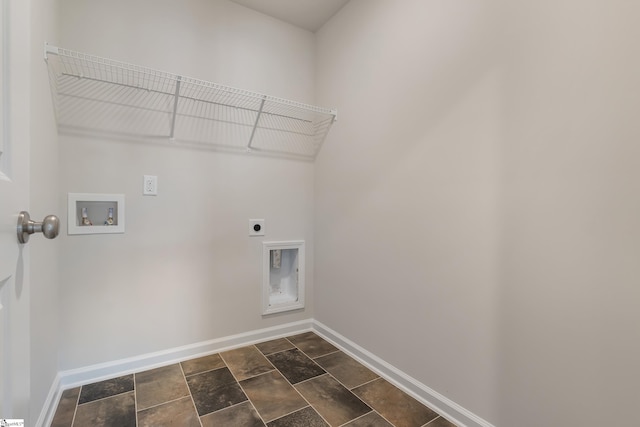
[0, 0, 31, 421]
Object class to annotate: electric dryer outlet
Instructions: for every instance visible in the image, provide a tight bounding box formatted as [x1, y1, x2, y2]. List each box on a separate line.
[249, 219, 265, 236]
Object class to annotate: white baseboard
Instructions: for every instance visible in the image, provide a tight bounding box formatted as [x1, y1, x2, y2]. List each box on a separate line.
[38, 319, 313, 427]
[311, 320, 495, 427]
[34, 373, 62, 427]
[38, 318, 494, 427]
[58, 319, 313, 390]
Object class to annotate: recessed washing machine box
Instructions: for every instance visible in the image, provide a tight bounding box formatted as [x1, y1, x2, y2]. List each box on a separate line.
[262, 241, 305, 315]
[67, 193, 125, 235]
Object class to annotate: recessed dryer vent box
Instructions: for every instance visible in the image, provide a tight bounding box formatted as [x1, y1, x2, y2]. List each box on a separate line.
[262, 241, 305, 315]
[68, 193, 125, 235]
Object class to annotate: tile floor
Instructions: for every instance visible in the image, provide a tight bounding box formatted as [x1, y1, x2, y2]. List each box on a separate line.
[50, 332, 458, 427]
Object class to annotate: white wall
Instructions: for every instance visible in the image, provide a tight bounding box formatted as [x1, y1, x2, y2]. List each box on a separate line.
[56, 0, 316, 370]
[29, 0, 60, 421]
[316, 1, 640, 426]
[58, 0, 315, 102]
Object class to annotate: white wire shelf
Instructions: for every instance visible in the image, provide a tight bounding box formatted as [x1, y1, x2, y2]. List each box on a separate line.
[44, 44, 337, 160]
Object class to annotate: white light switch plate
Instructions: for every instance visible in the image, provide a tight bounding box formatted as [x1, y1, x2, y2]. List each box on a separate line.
[143, 175, 158, 196]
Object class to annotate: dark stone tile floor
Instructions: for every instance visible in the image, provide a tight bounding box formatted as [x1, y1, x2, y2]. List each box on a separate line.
[266, 348, 326, 384]
[50, 332, 459, 427]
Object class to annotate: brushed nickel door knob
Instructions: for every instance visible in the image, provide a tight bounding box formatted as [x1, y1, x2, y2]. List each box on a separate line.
[17, 211, 60, 244]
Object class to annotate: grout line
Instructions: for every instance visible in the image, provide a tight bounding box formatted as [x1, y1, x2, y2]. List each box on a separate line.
[304, 349, 332, 359]
[215, 399, 253, 412]
[313, 348, 341, 360]
[237, 367, 277, 382]
[311, 356, 375, 392]
[346, 375, 426, 427]
[292, 371, 330, 387]
[424, 415, 461, 427]
[240, 394, 267, 426]
[375, 409, 397, 427]
[283, 342, 330, 378]
[281, 335, 376, 425]
[181, 352, 233, 378]
[267, 341, 333, 427]
[238, 367, 278, 382]
[70, 386, 81, 427]
[178, 360, 204, 427]
[135, 394, 193, 413]
[284, 333, 375, 426]
[309, 347, 341, 359]
[351, 376, 383, 391]
[285, 343, 391, 427]
[289, 387, 332, 426]
[318, 371, 383, 426]
[133, 372, 138, 427]
[266, 405, 313, 425]
[288, 332, 341, 361]
[202, 400, 265, 425]
[221, 353, 268, 426]
[252, 343, 279, 376]
[343, 406, 396, 427]
[183, 364, 229, 378]
[335, 409, 403, 427]
[256, 343, 296, 357]
[253, 337, 297, 357]
[75, 389, 135, 406]
[218, 345, 277, 382]
[293, 338, 383, 394]
[337, 410, 375, 427]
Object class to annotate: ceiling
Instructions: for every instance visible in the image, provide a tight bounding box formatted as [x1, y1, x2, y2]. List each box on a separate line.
[228, 0, 350, 32]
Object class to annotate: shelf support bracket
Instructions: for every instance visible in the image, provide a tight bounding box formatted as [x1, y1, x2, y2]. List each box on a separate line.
[44, 43, 58, 61]
[247, 96, 266, 151]
[169, 76, 182, 140]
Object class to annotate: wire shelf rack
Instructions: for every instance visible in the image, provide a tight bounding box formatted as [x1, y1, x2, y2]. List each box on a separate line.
[45, 44, 337, 160]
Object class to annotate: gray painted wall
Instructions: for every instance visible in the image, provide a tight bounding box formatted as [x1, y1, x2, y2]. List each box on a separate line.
[315, 1, 640, 426]
[56, 0, 317, 370]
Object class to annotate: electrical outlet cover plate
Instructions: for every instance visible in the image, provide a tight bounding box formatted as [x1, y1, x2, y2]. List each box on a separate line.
[143, 175, 158, 196]
[249, 219, 265, 236]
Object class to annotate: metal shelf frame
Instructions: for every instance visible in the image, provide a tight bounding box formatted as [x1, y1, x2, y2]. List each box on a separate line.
[44, 44, 337, 160]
